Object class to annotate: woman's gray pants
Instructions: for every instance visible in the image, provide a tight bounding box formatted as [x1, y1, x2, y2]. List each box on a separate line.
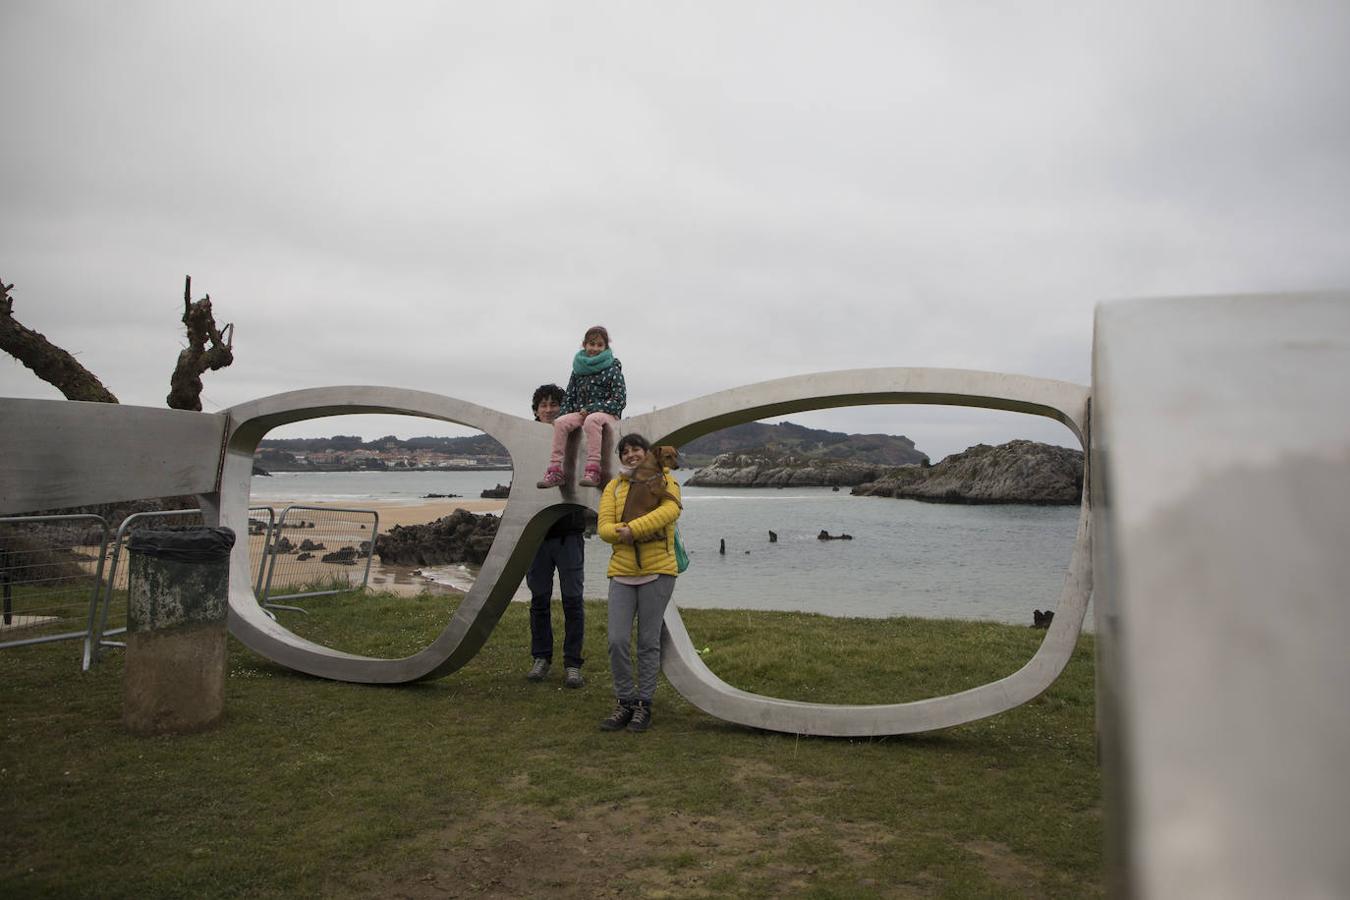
[607, 574, 677, 702]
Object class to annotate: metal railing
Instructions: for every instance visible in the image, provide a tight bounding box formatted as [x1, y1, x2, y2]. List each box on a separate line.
[259, 505, 378, 613]
[88, 508, 205, 668]
[0, 515, 110, 660]
[247, 505, 276, 596]
[3, 503, 381, 667]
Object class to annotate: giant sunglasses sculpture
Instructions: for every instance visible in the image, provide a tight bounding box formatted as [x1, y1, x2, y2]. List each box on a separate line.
[2, 367, 1089, 737]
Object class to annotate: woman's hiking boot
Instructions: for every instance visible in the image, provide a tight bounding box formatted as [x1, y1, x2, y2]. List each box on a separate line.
[564, 666, 585, 689]
[599, 700, 635, 731]
[536, 466, 565, 489]
[627, 700, 653, 733]
[578, 464, 603, 487]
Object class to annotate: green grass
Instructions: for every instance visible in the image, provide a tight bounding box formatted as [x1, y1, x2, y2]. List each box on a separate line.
[1, 590, 1102, 898]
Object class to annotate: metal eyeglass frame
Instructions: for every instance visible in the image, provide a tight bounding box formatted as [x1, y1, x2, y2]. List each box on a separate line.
[213, 367, 1090, 737]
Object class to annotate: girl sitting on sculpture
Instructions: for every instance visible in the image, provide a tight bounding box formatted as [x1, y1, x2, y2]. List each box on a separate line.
[537, 325, 626, 489]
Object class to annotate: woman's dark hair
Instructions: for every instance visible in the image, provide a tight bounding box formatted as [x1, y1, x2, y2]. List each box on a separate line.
[531, 383, 564, 417]
[616, 433, 650, 456]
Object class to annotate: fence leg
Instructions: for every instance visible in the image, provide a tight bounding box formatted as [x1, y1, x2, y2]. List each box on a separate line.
[1, 545, 11, 626]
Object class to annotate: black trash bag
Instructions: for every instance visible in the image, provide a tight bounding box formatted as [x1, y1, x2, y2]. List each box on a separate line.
[128, 527, 236, 564]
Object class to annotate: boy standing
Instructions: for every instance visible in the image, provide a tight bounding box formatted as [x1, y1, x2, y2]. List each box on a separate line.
[526, 384, 587, 687]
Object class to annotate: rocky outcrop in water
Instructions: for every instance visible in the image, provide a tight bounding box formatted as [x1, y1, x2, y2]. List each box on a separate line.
[373, 508, 501, 567]
[685, 451, 906, 488]
[851, 440, 1083, 505]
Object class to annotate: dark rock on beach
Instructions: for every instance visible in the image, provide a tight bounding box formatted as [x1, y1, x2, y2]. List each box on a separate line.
[480, 484, 511, 499]
[851, 440, 1083, 505]
[374, 508, 501, 567]
[322, 546, 359, 565]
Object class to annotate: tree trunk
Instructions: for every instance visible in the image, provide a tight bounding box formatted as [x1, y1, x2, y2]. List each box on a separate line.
[165, 275, 234, 411]
[0, 278, 119, 403]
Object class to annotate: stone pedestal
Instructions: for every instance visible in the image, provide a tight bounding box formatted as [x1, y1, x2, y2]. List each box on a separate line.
[122, 528, 234, 736]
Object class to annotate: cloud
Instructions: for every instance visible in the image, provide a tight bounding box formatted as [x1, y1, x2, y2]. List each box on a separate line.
[3, 1, 1347, 461]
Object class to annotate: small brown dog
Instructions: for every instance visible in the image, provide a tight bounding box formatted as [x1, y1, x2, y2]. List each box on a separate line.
[620, 445, 681, 523]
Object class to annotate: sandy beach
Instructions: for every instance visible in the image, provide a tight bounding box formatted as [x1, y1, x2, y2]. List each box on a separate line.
[250, 496, 509, 598]
[255, 497, 507, 529]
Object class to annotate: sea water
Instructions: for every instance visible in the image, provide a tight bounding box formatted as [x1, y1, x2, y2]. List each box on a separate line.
[249, 470, 1083, 626]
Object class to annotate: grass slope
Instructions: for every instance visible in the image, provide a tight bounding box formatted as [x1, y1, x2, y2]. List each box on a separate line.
[1, 591, 1101, 898]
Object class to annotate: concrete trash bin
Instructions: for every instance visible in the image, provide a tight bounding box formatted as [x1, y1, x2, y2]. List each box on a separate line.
[123, 526, 235, 735]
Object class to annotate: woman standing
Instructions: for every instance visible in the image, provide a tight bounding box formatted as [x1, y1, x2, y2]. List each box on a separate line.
[596, 433, 682, 733]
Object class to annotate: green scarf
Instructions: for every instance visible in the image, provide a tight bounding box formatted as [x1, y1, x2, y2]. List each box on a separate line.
[573, 348, 614, 375]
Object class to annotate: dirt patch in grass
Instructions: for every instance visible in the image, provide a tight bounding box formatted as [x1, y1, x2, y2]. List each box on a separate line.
[959, 840, 1049, 894]
[723, 755, 841, 797]
[338, 797, 920, 898]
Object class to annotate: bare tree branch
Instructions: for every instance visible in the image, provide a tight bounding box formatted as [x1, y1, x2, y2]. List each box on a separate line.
[0, 278, 120, 403]
[166, 274, 235, 411]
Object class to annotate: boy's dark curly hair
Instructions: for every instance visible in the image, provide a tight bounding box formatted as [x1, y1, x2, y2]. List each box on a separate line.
[531, 383, 565, 418]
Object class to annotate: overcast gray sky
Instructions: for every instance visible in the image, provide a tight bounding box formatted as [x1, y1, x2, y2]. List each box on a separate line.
[3, 1, 1347, 461]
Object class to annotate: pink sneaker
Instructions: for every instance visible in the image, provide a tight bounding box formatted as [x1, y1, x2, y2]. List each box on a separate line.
[578, 464, 603, 488]
[536, 466, 565, 488]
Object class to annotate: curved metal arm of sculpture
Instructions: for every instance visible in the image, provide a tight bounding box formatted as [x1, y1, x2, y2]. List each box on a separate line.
[658, 484, 1092, 736]
[215, 371, 1090, 699]
[630, 368, 1092, 736]
[0, 368, 1090, 734]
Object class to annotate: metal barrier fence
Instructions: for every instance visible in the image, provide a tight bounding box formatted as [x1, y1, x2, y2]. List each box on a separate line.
[260, 505, 378, 612]
[247, 506, 276, 596]
[87, 508, 206, 668]
[0, 515, 110, 660]
[1, 504, 379, 667]
[74, 508, 278, 668]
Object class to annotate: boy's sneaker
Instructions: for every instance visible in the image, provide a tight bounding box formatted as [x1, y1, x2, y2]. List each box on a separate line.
[536, 467, 565, 489]
[627, 700, 653, 733]
[599, 700, 634, 731]
[564, 666, 585, 689]
[526, 658, 550, 682]
[578, 464, 603, 488]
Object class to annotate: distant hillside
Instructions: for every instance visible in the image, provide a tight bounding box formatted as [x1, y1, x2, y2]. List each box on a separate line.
[255, 432, 510, 472]
[257, 421, 925, 469]
[679, 421, 927, 466]
[258, 434, 507, 455]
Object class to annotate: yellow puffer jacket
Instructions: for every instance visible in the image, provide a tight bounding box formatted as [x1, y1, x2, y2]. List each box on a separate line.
[597, 472, 682, 577]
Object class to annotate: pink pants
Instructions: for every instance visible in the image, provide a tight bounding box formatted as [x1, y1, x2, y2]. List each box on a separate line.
[549, 412, 618, 470]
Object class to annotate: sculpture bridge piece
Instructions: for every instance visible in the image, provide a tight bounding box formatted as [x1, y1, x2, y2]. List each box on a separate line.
[5, 292, 1346, 895]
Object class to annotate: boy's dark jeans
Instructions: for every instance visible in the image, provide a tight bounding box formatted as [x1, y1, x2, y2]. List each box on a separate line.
[526, 532, 586, 668]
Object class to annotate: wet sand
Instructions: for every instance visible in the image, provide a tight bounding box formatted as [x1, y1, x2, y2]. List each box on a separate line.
[365, 563, 466, 597]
